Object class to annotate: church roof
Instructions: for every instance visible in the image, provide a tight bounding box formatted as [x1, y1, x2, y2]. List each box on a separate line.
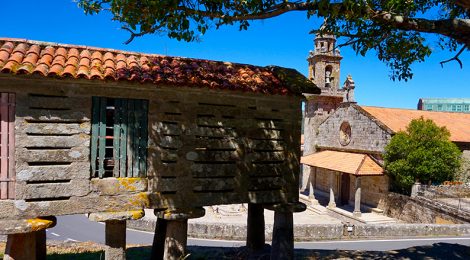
[0, 38, 319, 96]
[360, 106, 470, 143]
[301, 150, 383, 176]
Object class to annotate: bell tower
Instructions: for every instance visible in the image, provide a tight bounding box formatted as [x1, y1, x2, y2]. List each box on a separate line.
[307, 33, 342, 93]
[301, 33, 345, 191]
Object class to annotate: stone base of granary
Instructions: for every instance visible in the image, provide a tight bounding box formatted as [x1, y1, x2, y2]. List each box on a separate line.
[1, 217, 56, 260]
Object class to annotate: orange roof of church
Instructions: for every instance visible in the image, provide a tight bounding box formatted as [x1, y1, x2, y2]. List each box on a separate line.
[300, 150, 383, 176]
[0, 38, 318, 96]
[360, 106, 470, 143]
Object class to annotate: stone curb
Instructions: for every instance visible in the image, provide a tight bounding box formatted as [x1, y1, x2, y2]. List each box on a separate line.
[127, 218, 470, 241]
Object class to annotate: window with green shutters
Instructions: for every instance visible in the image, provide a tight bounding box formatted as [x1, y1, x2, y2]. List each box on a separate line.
[91, 97, 148, 178]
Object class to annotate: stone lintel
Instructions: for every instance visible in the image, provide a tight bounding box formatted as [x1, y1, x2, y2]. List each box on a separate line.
[0, 217, 56, 235]
[154, 207, 205, 220]
[88, 210, 145, 222]
[264, 202, 306, 213]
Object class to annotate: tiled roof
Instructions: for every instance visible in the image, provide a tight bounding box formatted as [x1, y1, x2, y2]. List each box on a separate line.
[0, 38, 319, 96]
[360, 106, 470, 143]
[301, 150, 383, 176]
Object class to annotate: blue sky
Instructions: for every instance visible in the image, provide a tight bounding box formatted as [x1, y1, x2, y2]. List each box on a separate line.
[2, 1, 469, 109]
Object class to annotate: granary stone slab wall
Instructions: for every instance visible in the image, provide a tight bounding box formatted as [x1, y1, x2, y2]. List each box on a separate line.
[145, 86, 302, 210]
[316, 104, 392, 154]
[0, 75, 302, 220]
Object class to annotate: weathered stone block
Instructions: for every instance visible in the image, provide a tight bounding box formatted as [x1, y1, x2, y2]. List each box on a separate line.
[16, 162, 90, 182]
[88, 210, 145, 222]
[91, 178, 148, 195]
[15, 179, 90, 200]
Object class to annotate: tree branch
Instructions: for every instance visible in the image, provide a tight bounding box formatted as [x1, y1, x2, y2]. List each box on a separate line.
[179, 2, 470, 47]
[122, 25, 164, 44]
[440, 45, 467, 68]
[456, 0, 470, 10]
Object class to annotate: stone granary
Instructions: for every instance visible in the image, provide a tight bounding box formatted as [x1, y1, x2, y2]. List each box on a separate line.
[301, 34, 470, 219]
[0, 38, 319, 259]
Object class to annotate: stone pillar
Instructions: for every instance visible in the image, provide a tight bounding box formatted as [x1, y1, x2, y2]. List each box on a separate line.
[266, 202, 306, 260]
[411, 181, 421, 198]
[35, 230, 47, 260]
[353, 177, 362, 217]
[309, 168, 319, 205]
[327, 173, 336, 208]
[4, 232, 37, 260]
[300, 165, 311, 192]
[153, 208, 205, 260]
[88, 210, 145, 260]
[105, 220, 127, 260]
[246, 203, 265, 252]
[151, 218, 167, 260]
[163, 219, 188, 260]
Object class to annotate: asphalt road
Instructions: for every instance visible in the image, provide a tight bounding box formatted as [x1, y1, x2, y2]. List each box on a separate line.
[48, 214, 470, 251]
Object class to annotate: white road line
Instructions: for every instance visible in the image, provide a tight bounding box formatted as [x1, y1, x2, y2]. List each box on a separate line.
[50, 232, 60, 237]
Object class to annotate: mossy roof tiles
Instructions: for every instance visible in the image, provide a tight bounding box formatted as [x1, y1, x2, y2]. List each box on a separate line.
[0, 38, 319, 96]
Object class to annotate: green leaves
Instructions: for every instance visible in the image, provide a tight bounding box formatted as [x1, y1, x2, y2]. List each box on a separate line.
[384, 117, 462, 195]
[77, 0, 470, 81]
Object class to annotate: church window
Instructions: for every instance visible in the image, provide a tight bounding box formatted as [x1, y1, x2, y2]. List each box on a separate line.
[456, 105, 462, 112]
[464, 105, 470, 111]
[437, 104, 443, 111]
[425, 104, 433, 111]
[339, 121, 352, 146]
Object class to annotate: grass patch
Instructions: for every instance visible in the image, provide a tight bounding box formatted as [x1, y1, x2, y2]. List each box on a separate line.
[1, 241, 469, 259]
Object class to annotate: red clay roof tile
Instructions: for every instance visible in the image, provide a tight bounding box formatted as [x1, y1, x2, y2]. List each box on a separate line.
[359, 106, 470, 143]
[0, 38, 319, 95]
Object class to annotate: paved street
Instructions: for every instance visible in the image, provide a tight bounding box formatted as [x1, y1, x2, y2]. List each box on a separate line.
[48, 214, 470, 251]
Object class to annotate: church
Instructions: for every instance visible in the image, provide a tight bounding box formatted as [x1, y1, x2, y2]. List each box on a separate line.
[301, 34, 470, 218]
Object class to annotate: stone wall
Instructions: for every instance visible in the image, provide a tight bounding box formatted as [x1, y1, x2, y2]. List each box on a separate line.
[128, 217, 470, 241]
[353, 175, 389, 207]
[379, 192, 470, 224]
[317, 104, 391, 154]
[456, 150, 470, 182]
[314, 168, 338, 196]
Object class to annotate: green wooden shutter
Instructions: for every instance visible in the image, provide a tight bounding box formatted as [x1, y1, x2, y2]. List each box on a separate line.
[91, 97, 148, 178]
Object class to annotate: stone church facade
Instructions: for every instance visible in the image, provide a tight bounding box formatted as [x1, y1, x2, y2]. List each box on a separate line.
[301, 34, 470, 216]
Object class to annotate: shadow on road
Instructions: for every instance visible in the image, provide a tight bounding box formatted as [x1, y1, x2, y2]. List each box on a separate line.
[11, 242, 470, 259]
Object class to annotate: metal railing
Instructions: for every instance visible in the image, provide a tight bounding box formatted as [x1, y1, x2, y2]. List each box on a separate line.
[413, 183, 470, 212]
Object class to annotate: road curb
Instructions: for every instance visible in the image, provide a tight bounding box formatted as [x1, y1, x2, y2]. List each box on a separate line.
[127, 218, 470, 241]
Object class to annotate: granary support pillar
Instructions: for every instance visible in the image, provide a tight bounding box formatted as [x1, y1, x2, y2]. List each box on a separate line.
[105, 220, 127, 260]
[353, 177, 362, 217]
[246, 203, 266, 252]
[265, 202, 306, 260]
[152, 207, 205, 260]
[3, 217, 56, 260]
[88, 210, 145, 260]
[5, 232, 38, 260]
